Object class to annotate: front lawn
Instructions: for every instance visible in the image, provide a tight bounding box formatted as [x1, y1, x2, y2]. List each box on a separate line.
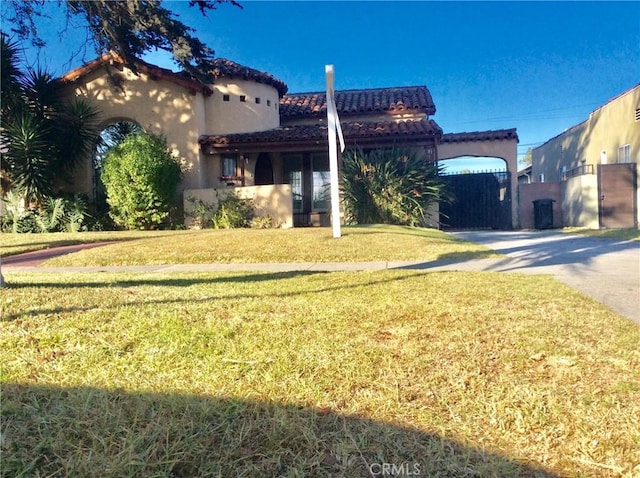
[2, 270, 638, 477]
[1, 225, 498, 265]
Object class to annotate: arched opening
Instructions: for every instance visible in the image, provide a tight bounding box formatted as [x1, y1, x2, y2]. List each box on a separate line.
[438, 156, 511, 230]
[439, 156, 507, 174]
[254, 153, 274, 186]
[95, 120, 143, 169]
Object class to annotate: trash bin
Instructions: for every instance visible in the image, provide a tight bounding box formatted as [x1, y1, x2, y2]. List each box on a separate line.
[532, 199, 554, 229]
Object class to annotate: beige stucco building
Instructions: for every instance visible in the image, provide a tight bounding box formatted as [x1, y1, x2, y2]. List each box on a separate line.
[524, 84, 639, 229]
[57, 54, 519, 228]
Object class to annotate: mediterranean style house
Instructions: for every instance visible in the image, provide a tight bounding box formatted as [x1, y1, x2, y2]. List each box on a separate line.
[58, 53, 519, 228]
[521, 83, 639, 229]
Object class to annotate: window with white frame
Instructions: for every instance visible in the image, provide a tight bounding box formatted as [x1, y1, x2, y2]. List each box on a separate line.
[222, 155, 237, 177]
[618, 144, 631, 163]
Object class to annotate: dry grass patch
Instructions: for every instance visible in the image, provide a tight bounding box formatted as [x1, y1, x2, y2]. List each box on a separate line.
[2, 270, 638, 477]
[11, 225, 497, 266]
[562, 228, 640, 241]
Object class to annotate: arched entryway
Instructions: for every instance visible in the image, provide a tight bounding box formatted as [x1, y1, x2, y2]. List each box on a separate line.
[437, 130, 519, 229]
[254, 153, 274, 185]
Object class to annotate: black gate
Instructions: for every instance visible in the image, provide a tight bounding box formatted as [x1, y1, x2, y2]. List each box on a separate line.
[439, 171, 512, 229]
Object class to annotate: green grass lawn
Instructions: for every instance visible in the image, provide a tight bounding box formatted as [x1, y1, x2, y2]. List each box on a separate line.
[2, 269, 639, 477]
[1, 225, 498, 265]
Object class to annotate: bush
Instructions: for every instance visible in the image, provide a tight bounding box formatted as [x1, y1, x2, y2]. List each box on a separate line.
[185, 196, 215, 229]
[340, 146, 449, 227]
[101, 132, 182, 230]
[212, 194, 255, 229]
[0, 192, 90, 233]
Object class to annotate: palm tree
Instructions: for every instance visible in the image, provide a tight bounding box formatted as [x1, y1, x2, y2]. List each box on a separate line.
[0, 33, 100, 205]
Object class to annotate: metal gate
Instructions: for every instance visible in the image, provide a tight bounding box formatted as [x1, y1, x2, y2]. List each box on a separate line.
[439, 171, 512, 229]
[598, 163, 638, 228]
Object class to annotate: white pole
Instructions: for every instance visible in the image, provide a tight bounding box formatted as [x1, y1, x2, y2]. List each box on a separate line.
[325, 65, 344, 239]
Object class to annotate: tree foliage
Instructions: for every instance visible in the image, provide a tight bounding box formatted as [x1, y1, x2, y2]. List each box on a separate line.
[340, 147, 450, 227]
[520, 147, 533, 167]
[101, 132, 182, 230]
[3, 0, 240, 80]
[0, 34, 100, 204]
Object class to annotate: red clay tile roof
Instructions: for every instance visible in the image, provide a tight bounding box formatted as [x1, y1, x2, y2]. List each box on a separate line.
[210, 59, 288, 97]
[280, 86, 436, 118]
[59, 53, 214, 96]
[441, 129, 519, 143]
[200, 119, 442, 150]
[59, 55, 290, 97]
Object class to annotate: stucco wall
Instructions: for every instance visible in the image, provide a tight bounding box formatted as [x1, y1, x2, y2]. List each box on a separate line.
[209, 80, 280, 134]
[61, 64, 207, 195]
[532, 85, 639, 189]
[183, 185, 293, 229]
[518, 182, 562, 229]
[531, 85, 639, 228]
[560, 174, 600, 229]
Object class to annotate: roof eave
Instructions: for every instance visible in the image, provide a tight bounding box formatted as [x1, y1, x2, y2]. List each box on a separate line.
[58, 52, 213, 96]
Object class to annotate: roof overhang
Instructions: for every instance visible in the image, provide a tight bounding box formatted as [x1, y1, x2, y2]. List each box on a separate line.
[58, 52, 214, 96]
[199, 119, 443, 154]
[441, 129, 519, 143]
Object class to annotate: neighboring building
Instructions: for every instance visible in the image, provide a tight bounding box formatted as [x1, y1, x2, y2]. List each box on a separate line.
[57, 53, 519, 228]
[523, 83, 639, 229]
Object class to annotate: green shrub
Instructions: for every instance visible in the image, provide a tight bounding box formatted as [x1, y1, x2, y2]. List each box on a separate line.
[212, 194, 254, 229]
[250, 215, 275, 229]
[185, 196, 215, 229]
[341, 146, 449, 227]
[0, 192, 90, 233]
[101, 132, 182, 230]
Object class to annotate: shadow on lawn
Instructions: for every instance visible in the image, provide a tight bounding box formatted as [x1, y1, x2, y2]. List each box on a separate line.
[2, 271, 426, 321]
[5, 270, 323, 290]
[3, 382, 558, 477]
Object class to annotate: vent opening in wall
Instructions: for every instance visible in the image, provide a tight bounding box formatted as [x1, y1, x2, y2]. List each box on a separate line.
[635, 108, 640, 122]
[267, 99, 271, 107]
[240, 95, 246, 102]
[255, 97, 261, 104]
[223, 94, 230, 102]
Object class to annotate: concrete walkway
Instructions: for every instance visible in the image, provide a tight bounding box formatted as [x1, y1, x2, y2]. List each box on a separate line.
[3, 231, 639, 325]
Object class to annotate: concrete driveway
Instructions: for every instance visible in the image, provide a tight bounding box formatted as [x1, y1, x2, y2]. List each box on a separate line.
[446, 231, 640, 326]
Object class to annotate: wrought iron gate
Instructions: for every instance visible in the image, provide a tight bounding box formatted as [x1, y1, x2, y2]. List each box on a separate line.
[439, 171, 512, 229]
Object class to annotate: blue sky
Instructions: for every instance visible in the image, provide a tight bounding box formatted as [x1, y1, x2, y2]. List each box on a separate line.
[6, 1, 640, 171]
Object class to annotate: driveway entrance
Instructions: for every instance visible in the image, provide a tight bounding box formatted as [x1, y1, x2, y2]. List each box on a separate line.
[450, 231, 640, 325]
